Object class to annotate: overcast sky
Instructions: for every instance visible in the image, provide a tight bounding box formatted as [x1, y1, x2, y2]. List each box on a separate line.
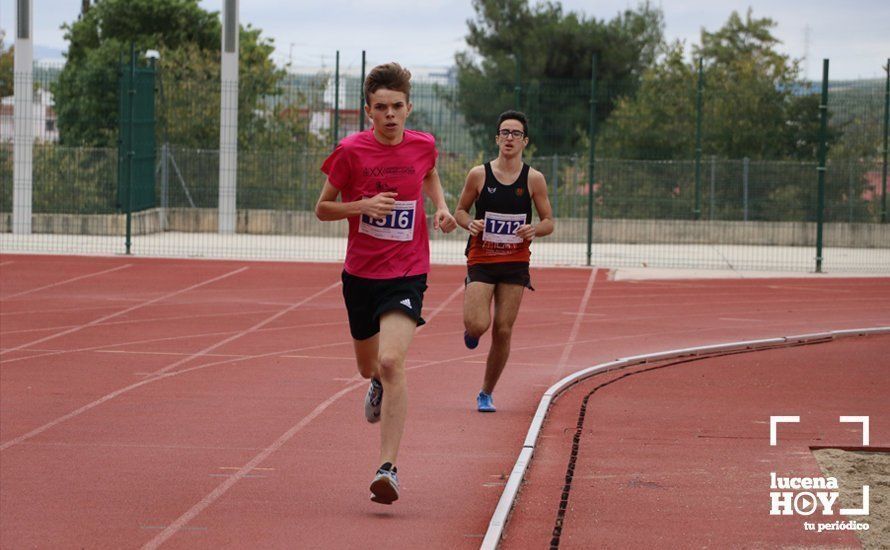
[2, 0, 888, 80]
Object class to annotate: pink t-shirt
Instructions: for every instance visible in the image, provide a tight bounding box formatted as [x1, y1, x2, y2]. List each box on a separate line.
[321, 129, 438, 279]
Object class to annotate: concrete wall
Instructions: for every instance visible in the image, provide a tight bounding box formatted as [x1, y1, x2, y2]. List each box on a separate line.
[552, 218, 889, 247]
[2, 208, 888, 248]
[163, 208, 348, 237]
[0, 209, 162, 236]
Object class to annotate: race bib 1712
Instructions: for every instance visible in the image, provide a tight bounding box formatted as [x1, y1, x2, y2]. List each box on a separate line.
[482, 211, 526, 244]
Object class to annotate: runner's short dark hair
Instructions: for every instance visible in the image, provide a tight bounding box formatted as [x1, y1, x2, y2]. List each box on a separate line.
[365, 63, 412, 105]
[497, 110, 529, 138]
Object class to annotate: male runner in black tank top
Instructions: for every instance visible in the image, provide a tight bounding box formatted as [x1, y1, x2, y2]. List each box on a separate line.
[454, 110, 555, 412]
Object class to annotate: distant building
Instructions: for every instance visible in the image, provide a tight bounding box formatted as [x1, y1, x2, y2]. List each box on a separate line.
[309, 108, 363, 140]
[0, 88, 59, 143]
[862, 171, 887, 201]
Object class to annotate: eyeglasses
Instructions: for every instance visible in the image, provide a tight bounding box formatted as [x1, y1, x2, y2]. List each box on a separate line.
[497, 129, 526, 139]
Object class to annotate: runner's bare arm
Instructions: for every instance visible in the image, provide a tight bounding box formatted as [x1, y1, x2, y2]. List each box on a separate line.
[422, 167, 457, 232]
[315, 179, 397, 221]
[455, 165, 485, 236]
[515, 169, 554, 240]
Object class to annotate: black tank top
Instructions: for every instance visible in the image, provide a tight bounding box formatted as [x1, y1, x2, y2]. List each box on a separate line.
[465, 162, 533, 264]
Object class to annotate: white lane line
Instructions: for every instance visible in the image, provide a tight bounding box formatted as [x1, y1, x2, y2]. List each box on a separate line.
[1, 303, 146, 317]
[767, 284, 854, 293]
[283, 355, 355, 360]
[479, 326, 890, 550]
[0, 314, 352, 365]
[134, 292, 629, 543]
[12, 318, 886, 545]
[550, 268, 597, 384]
[0, 267, 249, 356]
[0, 329, 242, 365]
[417, 283, 465, 333]
[560, 312, 607, 317]
[94, 350, 245, 358]
[0, 308, 281, 335]
[1, 264, 133, 300]
[7, 310, 883, 463]
[0, 316, 343, 365]
[146, 282, 340, 377]
[465, 360, 550, 367]
[0, 281, 339, 452]
[119, 285, 467, 546]
[139, 315, 480, 549]
[18, 440, 266, 451]
[140, 381, 363, 550]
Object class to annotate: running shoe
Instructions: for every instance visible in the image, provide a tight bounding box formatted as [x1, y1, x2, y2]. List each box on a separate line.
[364, 378, 383, 423]
[464, 330, 479, 349]
[370, 462, 399, 504]
[477, 391, 496, 412]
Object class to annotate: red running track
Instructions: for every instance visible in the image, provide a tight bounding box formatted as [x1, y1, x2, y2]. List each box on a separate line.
[503, 335, 889, 549]
[1, 254, 888, 548]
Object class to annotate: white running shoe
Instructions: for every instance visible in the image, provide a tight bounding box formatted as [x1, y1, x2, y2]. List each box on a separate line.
[370, 463, 399, 504]
[364, 378, 383, 423]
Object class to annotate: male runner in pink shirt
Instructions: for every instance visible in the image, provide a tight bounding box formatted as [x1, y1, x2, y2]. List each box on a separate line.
[316, 63, 457, 505]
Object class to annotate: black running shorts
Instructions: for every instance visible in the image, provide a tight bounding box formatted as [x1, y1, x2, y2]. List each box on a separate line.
[465, 262, 534, 290]
[341, 271, 427, 340]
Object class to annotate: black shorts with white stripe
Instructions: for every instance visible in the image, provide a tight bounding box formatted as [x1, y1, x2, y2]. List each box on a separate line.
[341, 271, 427, 340]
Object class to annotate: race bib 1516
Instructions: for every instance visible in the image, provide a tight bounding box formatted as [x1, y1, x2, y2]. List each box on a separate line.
[359, 200, 416, 241]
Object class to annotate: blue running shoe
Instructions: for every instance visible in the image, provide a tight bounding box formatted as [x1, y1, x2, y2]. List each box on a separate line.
[364, 378, 382, 423]
[370, 463, 399, 504]
[477, 391, 496, 412]
[464, 330, 479, 349]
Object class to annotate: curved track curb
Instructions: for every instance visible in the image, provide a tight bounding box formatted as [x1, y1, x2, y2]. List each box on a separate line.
[480, 326, 890, 550]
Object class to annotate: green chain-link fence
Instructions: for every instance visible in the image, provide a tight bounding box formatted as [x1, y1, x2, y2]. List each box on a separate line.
[1, 57, 888, 271]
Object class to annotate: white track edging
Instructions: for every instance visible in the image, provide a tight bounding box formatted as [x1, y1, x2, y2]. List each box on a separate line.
[480, 326, 890, 550]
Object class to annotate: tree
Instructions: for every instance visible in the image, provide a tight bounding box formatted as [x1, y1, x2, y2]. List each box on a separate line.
[0, 30, 13, 98]
[53, 0, 217, 145]
[156, 29, 318, 151]
[600, 9, 832, 161]
[52, 0, 303, 149]
[597, 42, 695, 160]
[454, 0, 664, 155]
[594, 10, 849, 221]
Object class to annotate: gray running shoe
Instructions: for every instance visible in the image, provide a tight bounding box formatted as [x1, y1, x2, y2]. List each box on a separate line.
[364, 378, 383, 423]
[370, 463, 399, 504]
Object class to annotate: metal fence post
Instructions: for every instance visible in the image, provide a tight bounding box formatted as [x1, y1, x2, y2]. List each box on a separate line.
[301, 151, 308, 209]
[217, 0, 239, 234]
[514, 51, 522, 109]
[694, 58, 703, 220]
[816, 59, 830, 273]
[333, 50, 340, 147]
[586, 54, 597, 267]
[12, 0, 34, 235]
[743, 157, 749, 222]
[360, 50, 366, 132]
[125, 44, 136, 255]
[552, 155, 559, 218]
[882, 58, 889, 223]
[161, 143, 169, 230]
[709, 155, 716, 220]
[848, 160, 854, 223]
